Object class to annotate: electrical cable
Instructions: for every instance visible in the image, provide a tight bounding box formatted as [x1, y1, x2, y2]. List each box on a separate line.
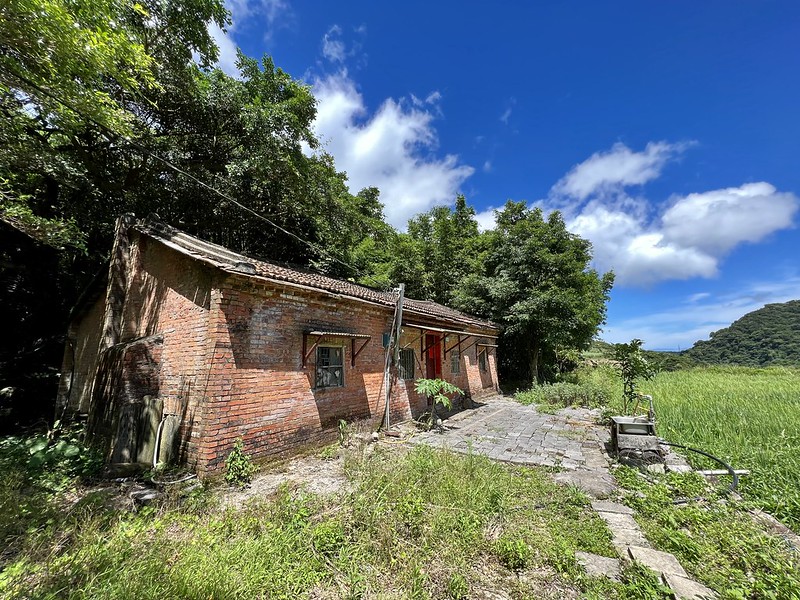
[0, 63, 387, 287]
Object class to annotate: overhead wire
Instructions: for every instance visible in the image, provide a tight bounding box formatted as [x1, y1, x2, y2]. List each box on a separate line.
[0, 63, 389, 288]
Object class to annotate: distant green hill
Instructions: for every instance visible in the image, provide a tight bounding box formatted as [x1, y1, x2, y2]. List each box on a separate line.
[684, 300, 800, 366]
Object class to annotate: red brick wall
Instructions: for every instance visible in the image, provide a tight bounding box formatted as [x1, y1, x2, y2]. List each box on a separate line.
[196, 277, 402, 473]
[119, 235, 214, 468]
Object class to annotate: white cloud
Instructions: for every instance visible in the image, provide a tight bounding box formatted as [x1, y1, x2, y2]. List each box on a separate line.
[483, 160, 492, 173]
[474, 207, 498, 232]
[569, 203, 718, 285]
[545, 142, 799, 286]
[661, 182, 798, 254]
[208, 0, 290, 76]
[604, 276, 800, 350]
[322, 25, 346, 62]
[552, 141, 688, 201]
[209, 22, 241, 76]
[311, 72, 474, 228]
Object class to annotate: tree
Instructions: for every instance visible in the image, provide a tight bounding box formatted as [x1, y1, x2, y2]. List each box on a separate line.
[1, 1, 390, 423]
[612, 339, 655, 413]
[0, 0, 227, 244]
[454, 201, 614, 384]
[371, 195, 483, 302]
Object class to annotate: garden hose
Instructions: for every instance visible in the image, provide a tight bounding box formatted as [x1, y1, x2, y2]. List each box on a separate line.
[660, 440, 740, 494]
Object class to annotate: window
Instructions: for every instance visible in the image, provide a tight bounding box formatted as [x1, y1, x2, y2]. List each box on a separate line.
[450, 350, 461, 374]
[316, 346, 344, 388]
[478, 348, 488, 372]
[399, 348, 415, 379]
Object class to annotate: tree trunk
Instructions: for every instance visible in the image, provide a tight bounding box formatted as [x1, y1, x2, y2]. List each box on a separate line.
[530, 345, 540, 384]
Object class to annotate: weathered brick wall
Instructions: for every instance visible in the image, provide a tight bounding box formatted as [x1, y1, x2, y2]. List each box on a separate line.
[397, 329, 499, 409]
[57, 294, 106, 414]
[119, 235, 214, 468]
[196, 276, 411, 473]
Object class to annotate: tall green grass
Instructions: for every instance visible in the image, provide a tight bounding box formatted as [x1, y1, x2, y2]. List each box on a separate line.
[640, 366, 800, 529]
[1, 445, 668, 599]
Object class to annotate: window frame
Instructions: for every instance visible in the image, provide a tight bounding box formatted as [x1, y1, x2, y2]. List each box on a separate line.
[450, 349, 461, 374]
[478, 348, 488, 373]
[315, 345, 345, 389]
[398, 347, 415, 380]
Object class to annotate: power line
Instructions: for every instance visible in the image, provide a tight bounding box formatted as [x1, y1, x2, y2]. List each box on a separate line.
[0, 63, 388, 287]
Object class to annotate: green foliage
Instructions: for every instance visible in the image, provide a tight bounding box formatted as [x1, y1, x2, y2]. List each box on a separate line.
[414, 378, 463, 410]
[454, 201, 614, 385]
[494, 536, 532, 570]
[224, 438, 256, 488]
[685, 300, 800, 367]
[414, 378, 463, 430]
[0, 423, 101, 562]
[614, 465, 800, 598]
[3, 445, 655, 598]
[376, 196, 483, 304]
[515, 381, 610, 410]
[612, 338, 655, 413]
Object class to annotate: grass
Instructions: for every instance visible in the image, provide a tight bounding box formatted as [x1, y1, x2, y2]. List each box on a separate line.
[518, 363, 800, 530]
[614, 466, 800, 599]
[1, 442, 675, 599]
[639, 366, 800, 529]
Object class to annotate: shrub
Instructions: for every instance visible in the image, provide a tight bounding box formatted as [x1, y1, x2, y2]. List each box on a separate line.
[516, 381, 609, 409]
[224, 438, 255, 488]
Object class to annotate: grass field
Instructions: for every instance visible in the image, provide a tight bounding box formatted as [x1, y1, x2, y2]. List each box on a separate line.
[639, 366, 800, 530]
[1, 442, 675, 599]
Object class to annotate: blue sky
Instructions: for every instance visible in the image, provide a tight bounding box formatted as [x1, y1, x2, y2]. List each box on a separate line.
[212, 0, 800, 350]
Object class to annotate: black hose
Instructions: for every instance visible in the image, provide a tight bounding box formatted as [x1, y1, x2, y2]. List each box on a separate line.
[660, 440, 739, 494]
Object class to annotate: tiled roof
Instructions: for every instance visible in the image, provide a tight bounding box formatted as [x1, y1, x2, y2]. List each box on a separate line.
[136, 219, 498, 333]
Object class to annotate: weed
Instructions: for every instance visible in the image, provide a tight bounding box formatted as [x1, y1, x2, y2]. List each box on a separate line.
[614, 465, 800, 597]
[224, 438, 256, 488]
[495, 535, 532, 570]
[446, 571, 468, 599]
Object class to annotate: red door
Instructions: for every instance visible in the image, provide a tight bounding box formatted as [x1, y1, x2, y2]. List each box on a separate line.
[425, 334, 442, 379]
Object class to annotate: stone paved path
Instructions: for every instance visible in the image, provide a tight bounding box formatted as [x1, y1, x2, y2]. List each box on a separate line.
[410, 395, 611, 471]
[409, 395, 716, 599]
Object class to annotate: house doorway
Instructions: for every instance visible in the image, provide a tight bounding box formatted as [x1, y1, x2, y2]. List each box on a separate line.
[425, 334, 442, 379]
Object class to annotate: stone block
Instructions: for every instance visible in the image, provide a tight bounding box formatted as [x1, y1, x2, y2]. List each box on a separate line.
[627, 546, 688, 578]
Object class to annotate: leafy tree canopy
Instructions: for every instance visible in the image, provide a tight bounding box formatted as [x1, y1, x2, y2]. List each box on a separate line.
[453, 201, 614, 384]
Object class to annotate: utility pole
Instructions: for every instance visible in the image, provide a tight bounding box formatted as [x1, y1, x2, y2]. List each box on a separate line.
[383, 284, 405, 430]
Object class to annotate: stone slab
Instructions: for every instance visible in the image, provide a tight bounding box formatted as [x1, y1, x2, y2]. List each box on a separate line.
[663, 573, 717, 599]
[575, 551, 622, 581]
[591, 500, 634, 515]
[553, 470, 616, 499]
[627, 546, 688, 578]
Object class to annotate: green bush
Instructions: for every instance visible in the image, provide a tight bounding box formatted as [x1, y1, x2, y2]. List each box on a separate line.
[516, 381, 609, 409]
[224, 438, 255, 488]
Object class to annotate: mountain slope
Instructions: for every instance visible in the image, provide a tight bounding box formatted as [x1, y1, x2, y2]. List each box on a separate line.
[685, 300, 800, 366]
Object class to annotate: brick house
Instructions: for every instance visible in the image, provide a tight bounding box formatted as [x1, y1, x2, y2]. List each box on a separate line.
[58, 216, 500, 475]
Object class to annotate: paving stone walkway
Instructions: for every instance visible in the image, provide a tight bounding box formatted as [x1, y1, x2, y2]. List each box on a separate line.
[409, 395, 716, 599]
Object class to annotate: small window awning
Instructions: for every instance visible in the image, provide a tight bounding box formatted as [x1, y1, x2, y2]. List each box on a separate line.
[302, 330, 371, 367]
[402, 322, 498, 354]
